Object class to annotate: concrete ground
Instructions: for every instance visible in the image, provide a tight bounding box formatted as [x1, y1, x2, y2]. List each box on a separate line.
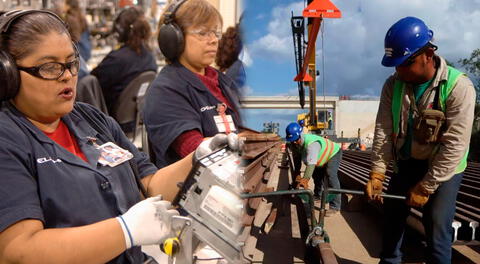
[322, 194, 480, 264]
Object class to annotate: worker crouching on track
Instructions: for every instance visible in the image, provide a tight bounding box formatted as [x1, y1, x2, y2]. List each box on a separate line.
[286, 122, 342, 215]
[0, 10, 237, 264]
[144, 0, 242, 168]
[366, 17, 475, 264]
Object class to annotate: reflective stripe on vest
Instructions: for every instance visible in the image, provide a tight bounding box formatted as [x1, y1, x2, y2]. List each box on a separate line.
[391, 66, 468, 173]
[302, 134, 340, 167]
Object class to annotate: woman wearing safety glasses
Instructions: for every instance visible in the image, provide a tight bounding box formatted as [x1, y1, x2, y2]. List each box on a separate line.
[0, 10, 236, 264]
[144, 0, 242, 168]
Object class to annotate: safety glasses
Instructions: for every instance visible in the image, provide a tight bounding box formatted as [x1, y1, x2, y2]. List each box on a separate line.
[17, 59, 80, 80]
[187, 29, 222, 41]
[399, 44, 438, 67]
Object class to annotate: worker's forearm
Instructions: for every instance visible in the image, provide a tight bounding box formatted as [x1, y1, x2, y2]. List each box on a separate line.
[144, 153, 194, 201]
[2, 219, 125, 264]
[303, 164, 315, 179]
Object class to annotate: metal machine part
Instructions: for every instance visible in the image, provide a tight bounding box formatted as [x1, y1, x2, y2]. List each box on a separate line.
[452, 221, 462, 242]
[165, 216, 193, 264]
[172, 147, 246, 264]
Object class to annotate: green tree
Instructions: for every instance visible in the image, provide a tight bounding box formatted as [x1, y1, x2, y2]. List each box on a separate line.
[444, 59, 455, 67]
[458, 48, 480, 102]
[458, 49, 480, 161]
[470, 105, 480, 162]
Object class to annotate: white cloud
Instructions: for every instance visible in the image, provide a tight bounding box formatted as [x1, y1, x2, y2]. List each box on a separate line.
[275, 87, 302, 96]
[240, 47, 253, 67]
[255, 13, 265, 20]
[240, 85, 254, 95]
[247, 1, 304, 61]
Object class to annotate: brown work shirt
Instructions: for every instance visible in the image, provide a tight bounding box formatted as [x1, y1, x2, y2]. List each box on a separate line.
[371, 56, 476, 193]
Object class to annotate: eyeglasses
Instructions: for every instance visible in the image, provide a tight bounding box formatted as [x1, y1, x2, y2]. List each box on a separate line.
[187, 29, 222, 40]
[17, 59, 80, 80]
[399, 44, 438, 67]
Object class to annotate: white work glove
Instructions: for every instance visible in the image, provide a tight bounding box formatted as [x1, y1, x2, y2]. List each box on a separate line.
[116, 195, 179, 249]
[194, 133, 241, 161]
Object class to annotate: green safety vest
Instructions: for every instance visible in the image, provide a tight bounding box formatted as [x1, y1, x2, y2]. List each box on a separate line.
[302, 134, 340, 167]
[391, 66, 468, 173]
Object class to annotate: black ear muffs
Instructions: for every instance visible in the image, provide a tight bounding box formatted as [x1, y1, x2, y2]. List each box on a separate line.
[113, 20, 125, 41]
[0, 50, 20, 101]
[113, 7, 143, 44]
[0, 9, 67, 101]
[158, 0, 187, 61]
[112, 8, 127, 42]
[158, 22, 184, 61]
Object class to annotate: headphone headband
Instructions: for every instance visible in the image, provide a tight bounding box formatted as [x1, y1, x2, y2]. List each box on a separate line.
[0, 10, 65, 34]
[164, 0, 188, 24]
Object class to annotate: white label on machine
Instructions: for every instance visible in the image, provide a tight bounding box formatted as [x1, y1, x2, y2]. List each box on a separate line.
[210, 155, 241, 189]
[200, 185, 242, 234]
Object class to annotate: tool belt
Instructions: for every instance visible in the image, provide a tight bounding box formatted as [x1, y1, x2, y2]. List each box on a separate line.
[414, 109, 445, 144]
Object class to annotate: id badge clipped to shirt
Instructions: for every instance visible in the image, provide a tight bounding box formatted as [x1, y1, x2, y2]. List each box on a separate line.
[97, 142, 133, 167]
[213, 103, 236, 134]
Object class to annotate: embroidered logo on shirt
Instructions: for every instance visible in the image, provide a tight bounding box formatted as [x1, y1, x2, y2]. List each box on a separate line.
[200, 105, 216, 112]
[37, 157, 62, 164]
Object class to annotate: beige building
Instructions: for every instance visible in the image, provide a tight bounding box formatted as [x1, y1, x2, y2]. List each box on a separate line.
[161, 0, 242, 30]
[206, 0, 243, 30]
[335, 99, 379, 144]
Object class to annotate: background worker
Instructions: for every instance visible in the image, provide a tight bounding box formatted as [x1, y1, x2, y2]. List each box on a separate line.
[91, 6, 157, 116]
[64, 0, 91, 62]
[144, 0, 242, 168]
[365, 17, 476, 264]
[298, 118, 309, 134]
[0, 10, 236, 263]
[51, 0, 91, 79]
[286, 122, 342, 215]
[215, 23, 245, 90]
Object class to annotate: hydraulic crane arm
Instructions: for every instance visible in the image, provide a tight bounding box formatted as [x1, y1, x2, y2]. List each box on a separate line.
[294, 17, 321, 82]
[293, 0, 341, 82]
[291, 14, 306, 108]
[292, 0, 341, 130]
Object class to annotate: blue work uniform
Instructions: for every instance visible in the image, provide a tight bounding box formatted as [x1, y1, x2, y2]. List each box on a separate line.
[78, 30, 92, 62]
[91, 45, 157, 113]
[144, 62, 242, 168]
[225, 59, 246, 90]
[0, 102, 157, 264]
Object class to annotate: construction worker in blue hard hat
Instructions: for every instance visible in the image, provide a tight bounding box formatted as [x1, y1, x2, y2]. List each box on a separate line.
[285, 122, 342, 216]
[297, 118, 309, 134]
[366, 16, 476, 264]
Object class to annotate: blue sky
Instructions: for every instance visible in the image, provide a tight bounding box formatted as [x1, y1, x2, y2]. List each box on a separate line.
[239, 0, 480, 134]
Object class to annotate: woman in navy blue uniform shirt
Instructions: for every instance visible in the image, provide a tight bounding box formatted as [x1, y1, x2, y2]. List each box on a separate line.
[91, 6, 157, 114]
[0, 10, 204, 264]
[144, 0, 242, 168]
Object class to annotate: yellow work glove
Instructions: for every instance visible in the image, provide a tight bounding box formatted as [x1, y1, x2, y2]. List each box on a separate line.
[407, 183, 430, 208]
[365, 171, 385, 203]
[295, 175, 309, 189]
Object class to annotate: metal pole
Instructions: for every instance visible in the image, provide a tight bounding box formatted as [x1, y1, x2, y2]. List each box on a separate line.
[327, 188, 406, 200]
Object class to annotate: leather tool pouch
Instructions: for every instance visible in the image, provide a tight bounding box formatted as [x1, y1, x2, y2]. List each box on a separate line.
[414, 109, 445, 144]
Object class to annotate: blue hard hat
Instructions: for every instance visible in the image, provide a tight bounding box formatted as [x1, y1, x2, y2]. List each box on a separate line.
[381, 17, 434, 67]
[298, 119, 305, 126]
[286, 122, 302, 142]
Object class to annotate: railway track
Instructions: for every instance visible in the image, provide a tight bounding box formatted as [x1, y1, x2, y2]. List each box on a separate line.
[339, 150, 480, 243]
